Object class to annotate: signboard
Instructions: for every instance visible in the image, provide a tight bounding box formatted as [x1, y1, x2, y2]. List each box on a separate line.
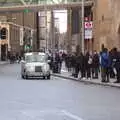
[85, 29, 92, 39]
[84, 21, 93, 39]
[20, 27, 24, 46]
[84, 21, 93, 29]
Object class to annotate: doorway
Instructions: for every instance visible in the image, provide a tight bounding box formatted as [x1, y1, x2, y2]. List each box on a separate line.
[1, 44, 7, 61]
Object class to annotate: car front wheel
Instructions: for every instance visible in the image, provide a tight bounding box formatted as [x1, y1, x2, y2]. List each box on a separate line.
[21, 74, 25, 79]
[43, 76, 46, 79]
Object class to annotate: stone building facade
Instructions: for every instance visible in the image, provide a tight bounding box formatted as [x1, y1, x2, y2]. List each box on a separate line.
[0, 12, 37, 60]
[93, 0, 120, 51]
[0, 22, 34, 60]
[0, 2, 37, 59]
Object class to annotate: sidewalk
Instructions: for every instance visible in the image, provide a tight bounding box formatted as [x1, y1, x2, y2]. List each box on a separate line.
[52, 63, 120, 89]
[0, 61, 9, 65]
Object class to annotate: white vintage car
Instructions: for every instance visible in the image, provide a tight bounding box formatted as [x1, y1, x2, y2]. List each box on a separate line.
[21, 52, 51, 79]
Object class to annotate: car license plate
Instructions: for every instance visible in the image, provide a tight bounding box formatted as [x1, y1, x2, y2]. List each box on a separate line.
[35, 66, 42, 72]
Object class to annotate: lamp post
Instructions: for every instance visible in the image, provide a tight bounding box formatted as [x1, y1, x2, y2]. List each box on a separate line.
[81, 0, 85, 53]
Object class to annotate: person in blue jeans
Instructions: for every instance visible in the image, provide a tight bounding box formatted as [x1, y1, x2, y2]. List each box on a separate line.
[100, 48, 111, 83]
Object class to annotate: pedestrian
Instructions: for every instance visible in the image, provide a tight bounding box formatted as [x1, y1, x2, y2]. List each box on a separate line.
[81, 53, 86, 80]
[111, 48, 120, 83]
[74, 52, 83, 78]
[70, 53, 76, 77]
[65, 54, 71, 72]
[100, 48, 111, 83]
[109, 49, 116, 78]
[85, 52, 93, 80]
[92, 51, 99, 79]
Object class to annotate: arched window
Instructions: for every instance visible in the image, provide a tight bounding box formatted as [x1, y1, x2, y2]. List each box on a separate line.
[1, 27, 7, 40]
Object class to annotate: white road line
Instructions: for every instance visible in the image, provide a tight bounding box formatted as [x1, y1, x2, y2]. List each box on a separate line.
[62, 110, 84, 120]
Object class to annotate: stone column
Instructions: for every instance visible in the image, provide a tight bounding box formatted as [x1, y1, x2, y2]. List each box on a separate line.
[79, 8, 82, 52]
[49, 11, 55, 51]
[67, 8, 72, 53]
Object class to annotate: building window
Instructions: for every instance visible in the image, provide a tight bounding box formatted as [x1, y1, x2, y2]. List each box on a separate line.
[1, 27, 7, 39]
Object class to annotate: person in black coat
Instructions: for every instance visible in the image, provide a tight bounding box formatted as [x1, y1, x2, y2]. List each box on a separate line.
[80, 52, 86, 79]
[85, 52, 93, 79]
[111, 48, 120, 83]
[65, 54, 72, 72]
[109, 49, 116, 78]
[74, 52, 85, 78]
[70, 53, 76, 77]
[92, 51, 99, 79]
[74, 53, 81, 78]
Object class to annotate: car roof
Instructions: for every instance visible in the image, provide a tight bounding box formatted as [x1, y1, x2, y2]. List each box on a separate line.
[25, 52, 46, 56]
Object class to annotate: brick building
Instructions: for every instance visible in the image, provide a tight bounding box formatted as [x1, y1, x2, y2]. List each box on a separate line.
[93, 0, 120, 51]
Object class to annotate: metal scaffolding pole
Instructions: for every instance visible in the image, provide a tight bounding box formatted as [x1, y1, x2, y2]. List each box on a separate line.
[36, 0, 39, 51]
[82, 0, 85, 53]
[51, 11, 55, 50]
[45, 6, 47, 51]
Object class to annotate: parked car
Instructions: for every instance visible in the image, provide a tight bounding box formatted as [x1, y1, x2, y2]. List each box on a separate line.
[21, 52, 51, 79]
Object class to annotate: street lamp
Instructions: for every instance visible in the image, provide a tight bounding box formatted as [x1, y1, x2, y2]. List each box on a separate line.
[82, 0, 85, 53]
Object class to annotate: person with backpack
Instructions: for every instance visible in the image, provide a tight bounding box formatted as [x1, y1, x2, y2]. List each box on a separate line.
[100, 48, 111, 83]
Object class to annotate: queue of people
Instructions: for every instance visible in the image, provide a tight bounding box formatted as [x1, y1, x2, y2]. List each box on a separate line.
[7, 51, 21, 64]
[49, 47, 120, 83]
[48, 51, 63, 74]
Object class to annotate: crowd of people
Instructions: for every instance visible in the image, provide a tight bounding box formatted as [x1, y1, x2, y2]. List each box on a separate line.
[7, 51, 21, 64]
[49, 47, 120, 83]
[4, 47, 120, 83]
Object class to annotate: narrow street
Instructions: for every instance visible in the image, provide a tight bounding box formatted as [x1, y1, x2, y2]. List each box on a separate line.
[0, 64, 120, 120]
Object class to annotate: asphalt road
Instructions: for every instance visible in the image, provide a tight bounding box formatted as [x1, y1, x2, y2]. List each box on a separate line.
[0, 64, 120, 120]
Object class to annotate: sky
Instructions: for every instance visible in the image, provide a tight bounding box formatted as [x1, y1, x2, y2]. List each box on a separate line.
[54, 10, 67, 33]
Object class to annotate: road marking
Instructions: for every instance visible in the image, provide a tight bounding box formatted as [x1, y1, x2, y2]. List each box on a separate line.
[62, 110, 84, 120]
[21, 109, 84, 120]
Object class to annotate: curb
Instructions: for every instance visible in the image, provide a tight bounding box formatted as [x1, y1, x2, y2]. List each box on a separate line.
[0, 62, 9, 65]
[52, 73, 120, 89]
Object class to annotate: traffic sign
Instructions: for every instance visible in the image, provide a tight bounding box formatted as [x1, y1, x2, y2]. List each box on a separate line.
[84, 21, 93, 29]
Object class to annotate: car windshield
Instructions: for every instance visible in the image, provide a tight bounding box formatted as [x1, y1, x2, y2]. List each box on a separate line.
[25, 54, 46, 63]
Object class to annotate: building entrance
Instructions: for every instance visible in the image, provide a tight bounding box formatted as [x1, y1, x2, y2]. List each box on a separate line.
[1, 44, 7, 61]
